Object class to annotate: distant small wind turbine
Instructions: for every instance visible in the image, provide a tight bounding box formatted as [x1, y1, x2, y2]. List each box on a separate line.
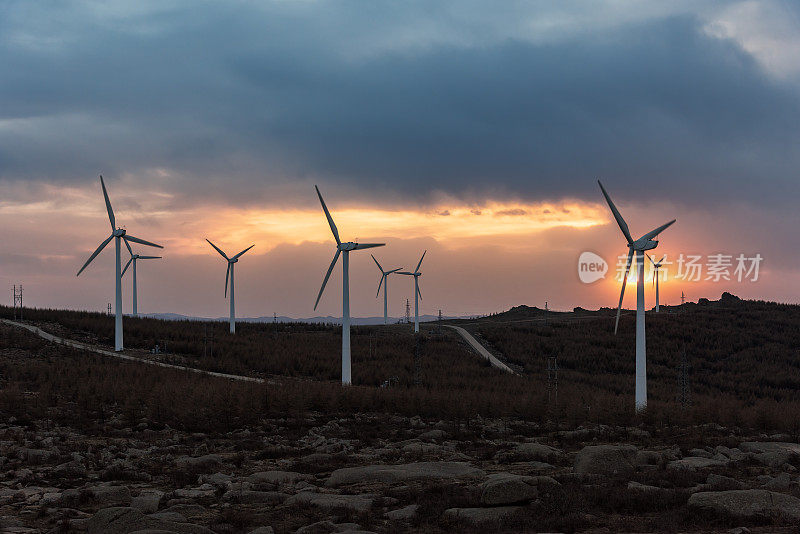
[206, 239, 254, 334]
[398, 251, 426, 333]
[647, 254, 665, 313]
[121, 239, 161, 318]
[372, 255, 402, 325]
[313, 185, 384, 385]
[77, 176, 163, 351]
[598, 180, 675, 412]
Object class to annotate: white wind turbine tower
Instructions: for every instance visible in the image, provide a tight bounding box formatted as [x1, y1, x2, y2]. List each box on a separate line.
[313, 185, 384, 385]
[77, 176, 163, 351]
[647, 254, 665, 313]
[598, 180, 675, 412]
[122, 239, 161, 318]
[372, 255, 402, 325]
[398, 251, 426, 334]
[206, 239, 255, 334]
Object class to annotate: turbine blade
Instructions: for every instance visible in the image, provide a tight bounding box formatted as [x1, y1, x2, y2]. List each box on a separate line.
[121, 257, 134, 277]
[76, 234, 114, 276]
[206, 239, 229, 260]
[125, 235, 163, 248]
[416, 280, 422, 301]
[598, 180, 633, 244]
[139, 255, 161, 259]
[397, 271, 414, 275]
[315, 185, 341, 245]
[371, 254, 383, 273]
[100, 175, 115, 231]
[124, 236, 133, 256]
[615, 248, 634, 334]
[225, 262, 230, 298]
[388, 267, 403, 274]
[640, 219, 676, 242]
[415, 250, 427, 272]
[353, 243, 384, 250]
[646, 253, 655, 266]
[232, 244, 255, 259]
[376, 273, 385, 298]
[314, 249, 341, 310]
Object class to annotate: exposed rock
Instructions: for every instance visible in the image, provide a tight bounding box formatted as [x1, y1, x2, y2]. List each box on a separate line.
[174, 454, 222, 472]
[85, 485, 133, 506]
[512, 442, 563, 463]
[688, 490, 800, 521]
[246, 528, 275, 534]
[668, 457, 727, 471]
[442, 506, 522, 525]
[706, 474, 746, 491]
[326, 461, 484, 486]
[131, 490, 163, 513]
[627, 481, 662, 493]
[479, 473, 539, 505]
[246, 470, 311, 485]
[574, 445, 637, 477]
[739, 442, 800, 460]
[385, 504, 419, 520]
[221, 489, 285, 504]
[286, 491, 376, 512]
[86, 507, 215, 534]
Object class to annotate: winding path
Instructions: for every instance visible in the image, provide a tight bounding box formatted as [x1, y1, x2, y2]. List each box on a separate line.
[0, 318, 266, 384]
[442, 325, 516, 374]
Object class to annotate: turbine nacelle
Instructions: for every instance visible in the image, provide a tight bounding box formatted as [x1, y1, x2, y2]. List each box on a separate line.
[113, 228, 126, 237]
[631, 238, 659, 252]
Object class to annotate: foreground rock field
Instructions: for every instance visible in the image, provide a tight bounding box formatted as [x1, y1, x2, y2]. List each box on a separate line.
[3, 412, 800, 533]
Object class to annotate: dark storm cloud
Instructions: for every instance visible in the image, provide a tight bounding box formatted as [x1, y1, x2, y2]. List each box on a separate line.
[0, 1, 798, 207]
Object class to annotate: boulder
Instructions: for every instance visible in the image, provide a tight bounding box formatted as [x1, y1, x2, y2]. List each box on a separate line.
[174, 454, 222, 472]
[688, 490, 800, 521]
[86, 507, 214, 534]
[246, 470, 311, 485]
[739, 442, 800, 467]
[667, 457, 727, 471]
[512, 442, 563, 463]
[221, 490, 285, 504]
[442, 506, 522, 526]
[131, 490, 163, 513]
[85, 485, 132, 507]
[479, 473, 539, 505]
[574, 445, 637, 477]
[326, 462, 484, 487]
[385, 504, 419, 520]
[286, 492, 376, 512]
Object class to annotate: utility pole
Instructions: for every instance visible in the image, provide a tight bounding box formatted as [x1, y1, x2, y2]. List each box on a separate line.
[437, 309, 443, 334]
[405, 299, 411, 324]
[274, 312, 278, 336]
[544, 301, 548, 326]
[107, 303, 112, 316]
[12, 285, 23, 321]
[681, 291, 686, 305]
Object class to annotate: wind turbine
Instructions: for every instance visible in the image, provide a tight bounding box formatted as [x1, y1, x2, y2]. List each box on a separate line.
[398, 251, 426, 334]
[372, 255, 402, 325]
[121, 239, 161, 318]
[647, 254, 665, 313]
[598, 180, 675, 412]
[206, 239, 254, 334]
[313, 185, 384, 385]
[77, 176, 163, 351]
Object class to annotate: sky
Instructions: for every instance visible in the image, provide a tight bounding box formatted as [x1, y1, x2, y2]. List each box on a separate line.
[1, 0, 799, 318]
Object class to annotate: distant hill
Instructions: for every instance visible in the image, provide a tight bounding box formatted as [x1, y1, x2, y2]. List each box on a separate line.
[141, 312, 469, 326]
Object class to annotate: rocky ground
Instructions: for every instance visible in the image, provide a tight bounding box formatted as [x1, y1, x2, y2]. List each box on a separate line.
[3, 412, 800, 533]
